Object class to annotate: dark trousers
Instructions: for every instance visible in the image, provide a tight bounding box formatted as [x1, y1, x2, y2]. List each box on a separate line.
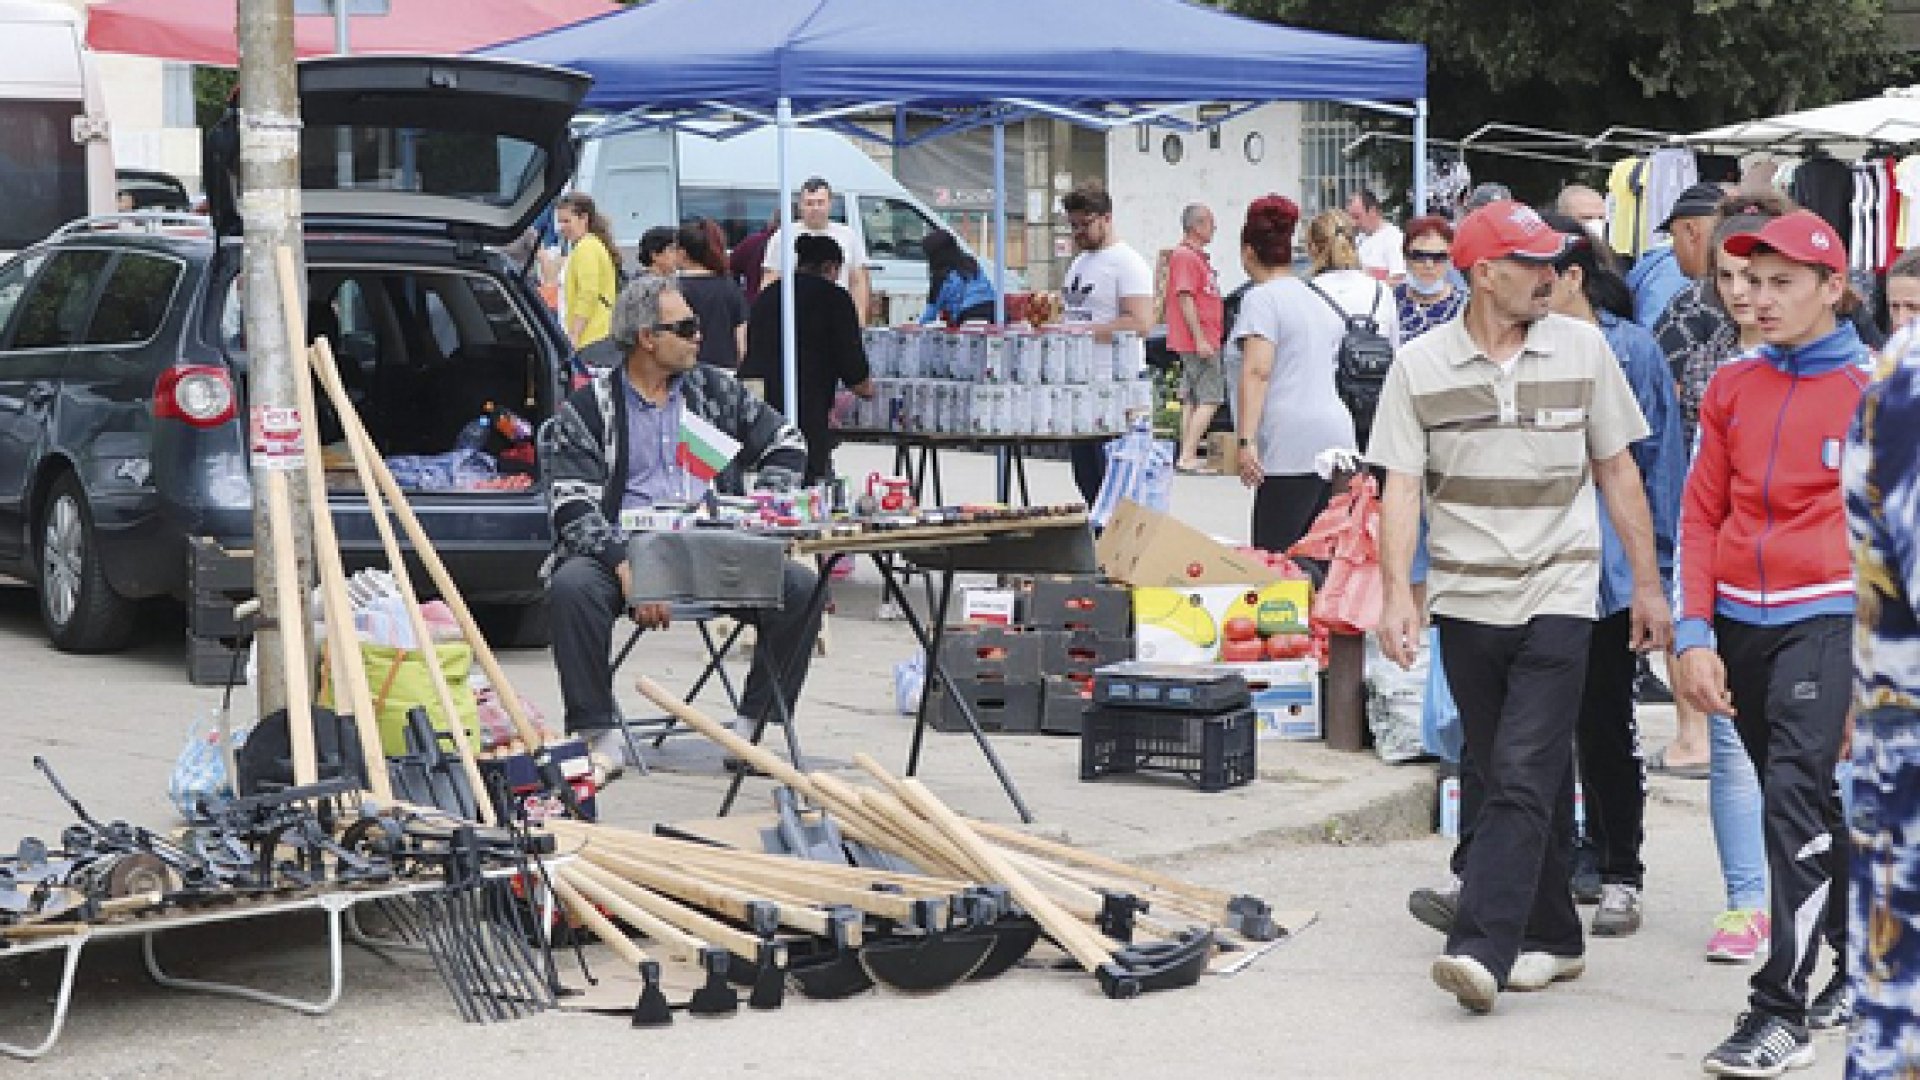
[1251, 473, 1331, 554]
[1447, 610, 1645, 887]
[1070, 441, 1105, 506]
[1719, 615, 1851, 1025]
[1577, 610, 1646, 886]
[548, 556, 822, 734]
[1437, 614, 1592, 983]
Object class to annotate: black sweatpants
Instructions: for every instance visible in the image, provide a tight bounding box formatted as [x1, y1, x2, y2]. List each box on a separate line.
[1437, 614, 1592, 983]
[1448, 610, 1645, 888]
[548, 555, 822, 734]
[1251, 473, 1331, 555]
[1718, 615, 1851, 1025]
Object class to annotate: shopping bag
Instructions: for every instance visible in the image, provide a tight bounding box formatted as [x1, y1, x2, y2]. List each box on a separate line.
[1091, 418, 1174, 528]
[321, 641, 480, 757]
[168, 709, 249, 822]
[1421, 626, 1462, 763]
[1289, 474, 1382, 634]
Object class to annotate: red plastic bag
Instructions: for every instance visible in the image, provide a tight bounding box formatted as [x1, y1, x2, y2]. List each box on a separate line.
[1288, 475, 1382, 635]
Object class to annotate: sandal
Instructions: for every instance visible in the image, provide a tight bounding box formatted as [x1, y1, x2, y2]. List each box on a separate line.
[1646, 745, 1710, 780]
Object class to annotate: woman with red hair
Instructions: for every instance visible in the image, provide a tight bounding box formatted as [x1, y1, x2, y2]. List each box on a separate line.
[1397, 215, 1465, 341]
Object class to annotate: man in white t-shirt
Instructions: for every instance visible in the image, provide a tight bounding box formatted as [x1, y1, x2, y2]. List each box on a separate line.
[763, 176, 872, 323]
[1348, 188, 1406, 285]
[1060, 182, 1153, 502]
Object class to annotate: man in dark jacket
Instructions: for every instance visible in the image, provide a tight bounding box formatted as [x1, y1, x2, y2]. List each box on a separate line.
[543, 275, 817, 767]
[742, 233, 873, 484]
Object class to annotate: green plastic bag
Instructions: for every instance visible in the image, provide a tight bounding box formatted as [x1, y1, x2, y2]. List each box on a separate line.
[324, 641, 480, 757]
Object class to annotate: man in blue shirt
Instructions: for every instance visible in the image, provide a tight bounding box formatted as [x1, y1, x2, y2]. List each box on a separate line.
[1627, 182, 1722, 329]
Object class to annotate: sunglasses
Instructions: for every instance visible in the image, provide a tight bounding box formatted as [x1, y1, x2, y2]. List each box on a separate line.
[649, 315, 702, 340]
[1407, 251, 1450, 264]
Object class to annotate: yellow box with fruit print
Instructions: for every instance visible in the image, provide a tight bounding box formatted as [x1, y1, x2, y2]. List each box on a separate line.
[1131, 581, 1313, 665]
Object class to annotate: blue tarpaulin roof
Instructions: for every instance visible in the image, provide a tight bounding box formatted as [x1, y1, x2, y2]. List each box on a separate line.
[481, 0, 1427, 113]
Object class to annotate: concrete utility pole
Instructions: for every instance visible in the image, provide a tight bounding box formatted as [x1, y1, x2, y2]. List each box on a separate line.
[239, 0, 312, 717]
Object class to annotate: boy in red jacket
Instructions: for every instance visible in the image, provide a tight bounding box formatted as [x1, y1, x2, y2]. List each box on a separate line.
[1676, 211, 1873, 1077]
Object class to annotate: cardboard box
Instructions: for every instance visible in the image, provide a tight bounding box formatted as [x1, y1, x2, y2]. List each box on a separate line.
[1227, 659, 1321, 741]
[1132, 582, 1314, 664]
[1207, 431, 1240, 475]
[1096, 500, 1285, 588]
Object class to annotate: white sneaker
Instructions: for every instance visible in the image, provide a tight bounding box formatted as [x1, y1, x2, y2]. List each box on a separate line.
[589, 727, 636, 771]
[1506, 951, 1586, 992]
[1431, 954, 1499, 1013]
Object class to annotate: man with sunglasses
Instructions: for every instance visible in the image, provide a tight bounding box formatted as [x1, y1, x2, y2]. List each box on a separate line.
[543, 274, 820, 777]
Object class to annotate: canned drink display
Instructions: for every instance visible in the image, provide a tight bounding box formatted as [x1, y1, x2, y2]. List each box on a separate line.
[979, 330, 1008, 383]
[893, 327, 923, 379]
[1010, 330, 1044, 384]
[863, 327, 893, 378]
[1111, 329, 1146, 380]
[1062, 331, 1094, 384]
[1065, 385, 1096, 435]
[1125, 377, 1155, 417]
[1040, 330, 1069, 384]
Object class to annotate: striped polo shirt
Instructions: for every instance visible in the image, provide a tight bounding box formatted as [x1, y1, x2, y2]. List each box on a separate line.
[1367, 313, 1650, 627]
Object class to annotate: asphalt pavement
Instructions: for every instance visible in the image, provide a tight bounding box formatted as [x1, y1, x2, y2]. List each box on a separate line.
[0, 444, 1844, 1077]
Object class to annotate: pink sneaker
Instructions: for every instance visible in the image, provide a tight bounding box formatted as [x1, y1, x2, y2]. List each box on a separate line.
[1706, 909, 1770, 963]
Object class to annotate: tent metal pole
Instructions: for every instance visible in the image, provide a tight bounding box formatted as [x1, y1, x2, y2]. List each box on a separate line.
[1413, 97, 1429, 215]
[992, 117, 1011, 502]
[777, 97, 799, 428]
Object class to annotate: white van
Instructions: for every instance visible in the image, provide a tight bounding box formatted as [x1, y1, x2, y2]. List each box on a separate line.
[574, 121, 1013, 315]
[0, 0, 114, 256]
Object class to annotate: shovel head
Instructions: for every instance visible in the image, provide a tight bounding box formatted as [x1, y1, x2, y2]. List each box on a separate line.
[858, 931, 995, 994]
[787, 945, 877, 1001]
[631, 960, 673, 1028]
[962, 915, 1042, 982]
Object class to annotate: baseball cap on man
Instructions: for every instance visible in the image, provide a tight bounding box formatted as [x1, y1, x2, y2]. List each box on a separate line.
[1721, 210, 1849, 274]
[1658, 182, 1725, 231]
[1451, 200, 1569, 270]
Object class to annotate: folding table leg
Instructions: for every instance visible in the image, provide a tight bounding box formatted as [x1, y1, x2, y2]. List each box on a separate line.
[716, 561, 836, 816]
[0, 936, 88, 1061]
[646, 619, 750, 749]
[143, 894, 352, 1015]
[1014, 443, 1032, 507]
[881, 555, 1035, 823]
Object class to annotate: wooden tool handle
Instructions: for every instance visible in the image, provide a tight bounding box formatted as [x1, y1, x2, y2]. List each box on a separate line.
[891, 776, 1116, 975]
[274, 247, 391, 802]
[586, 847, 833, 941]
[307, 342, 491, 824]
[265, 470, 320, 788]
[570, 860, 777, 968]
[307, 339, 544, 752]
[551, 869, 648, 968]
[851, 789, 981, 882]
[635, 677, 812, 791]
[560, 863, 704, 962]
[969, 818, 1234, 912]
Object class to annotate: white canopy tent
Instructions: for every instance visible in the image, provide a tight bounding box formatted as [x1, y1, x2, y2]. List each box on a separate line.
[1685, 85, 1920, 153]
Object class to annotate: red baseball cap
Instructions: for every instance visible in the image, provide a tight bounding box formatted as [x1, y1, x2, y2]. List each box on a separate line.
[1722, 210, 1848, 273]
[1450, 200, 1569, 270]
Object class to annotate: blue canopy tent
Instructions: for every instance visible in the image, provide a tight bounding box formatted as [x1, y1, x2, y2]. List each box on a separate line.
[484, 0, 1428, 434]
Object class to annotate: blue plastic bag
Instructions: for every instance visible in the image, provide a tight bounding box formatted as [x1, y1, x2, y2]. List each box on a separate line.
[1421, 626, 1461, 763]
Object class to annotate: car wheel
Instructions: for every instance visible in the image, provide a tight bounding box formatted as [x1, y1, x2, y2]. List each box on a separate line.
[476, 600, 551, 649]
[38, 474, 139, 653]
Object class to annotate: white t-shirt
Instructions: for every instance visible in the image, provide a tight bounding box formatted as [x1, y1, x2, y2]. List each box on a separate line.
[1358, 222, 1406, 281]
[1062, 242, 1154, 374]
[1232, 270, 1399, 474]
[762, 220, 868, 291]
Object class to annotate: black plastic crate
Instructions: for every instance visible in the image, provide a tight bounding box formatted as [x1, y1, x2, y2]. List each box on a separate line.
[1027, 576, 1131, 637]
[1040, 629, 1134, 678]
[937, 625, 1044, 683]
[1040, 674, 1091, 736]
[187, 634, 249, 687]
[1079, 704, 1256, 792]
[934, 677, 1043, 734]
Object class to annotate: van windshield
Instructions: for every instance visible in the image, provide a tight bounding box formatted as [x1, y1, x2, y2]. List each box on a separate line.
[0, 101, 87, 252]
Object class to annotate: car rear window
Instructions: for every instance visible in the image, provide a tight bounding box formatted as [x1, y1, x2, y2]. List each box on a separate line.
[84, 252, 183, 345]
[11, 249, 112, 349]
[301, 125, 547, 211]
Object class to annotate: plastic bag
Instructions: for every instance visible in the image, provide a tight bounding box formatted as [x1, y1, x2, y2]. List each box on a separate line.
[1091, 417, 1174, 528]
[168, 709, 249, 822]
[1421, 626, 1462, 763]
[1364, 633, 1430, 764]
[1290, 474, 1382, 634]
[893, 654, 926, 716]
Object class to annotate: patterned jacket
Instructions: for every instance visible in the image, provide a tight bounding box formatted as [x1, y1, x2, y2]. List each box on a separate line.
[1847, 325, 1920, 711]
[542, 363, 807, 572]
[1652, 277, 1734, 449]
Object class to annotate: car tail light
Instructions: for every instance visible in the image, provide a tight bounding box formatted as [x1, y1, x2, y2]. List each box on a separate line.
[153, 365, 237, 427]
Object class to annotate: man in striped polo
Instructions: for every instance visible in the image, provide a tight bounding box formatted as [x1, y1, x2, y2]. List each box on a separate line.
[1368, 200, 1674, 1014]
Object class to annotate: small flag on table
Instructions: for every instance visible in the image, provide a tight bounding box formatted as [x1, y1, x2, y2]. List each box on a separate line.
[677, 409, 740, 482]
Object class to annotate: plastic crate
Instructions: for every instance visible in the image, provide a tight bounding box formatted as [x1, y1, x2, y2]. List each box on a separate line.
[1027, 576, 1132, 637]
[933, 677, 1043, 734]
[1040, 674, 1092, 736]
[1079, 704, 1256, 792]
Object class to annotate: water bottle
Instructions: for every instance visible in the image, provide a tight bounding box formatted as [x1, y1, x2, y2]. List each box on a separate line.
[454, 401, 495, 451]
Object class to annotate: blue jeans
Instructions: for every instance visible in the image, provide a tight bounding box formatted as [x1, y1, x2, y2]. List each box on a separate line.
[1711, 711, 1767, 911]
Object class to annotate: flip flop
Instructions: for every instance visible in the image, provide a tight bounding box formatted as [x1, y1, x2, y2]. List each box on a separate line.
[1646, 746, 1710, 780]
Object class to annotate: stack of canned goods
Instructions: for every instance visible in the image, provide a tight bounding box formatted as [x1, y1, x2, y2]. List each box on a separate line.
[845, 325, 1155, 438]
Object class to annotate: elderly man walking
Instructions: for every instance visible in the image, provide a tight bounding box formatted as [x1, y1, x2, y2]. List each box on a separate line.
[1369, 200, 1673, 1014]
[1166, 203, 1226, 473]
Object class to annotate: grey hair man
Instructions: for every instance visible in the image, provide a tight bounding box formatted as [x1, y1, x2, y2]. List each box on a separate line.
[762, 175, 873, 323]
[543, 275, 815, 780]
[1168, 202, 1225, 472]
[1556, 184, 1609, 241]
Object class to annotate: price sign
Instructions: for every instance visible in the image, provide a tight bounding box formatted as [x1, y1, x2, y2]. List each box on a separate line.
[250, 406, 305, 471]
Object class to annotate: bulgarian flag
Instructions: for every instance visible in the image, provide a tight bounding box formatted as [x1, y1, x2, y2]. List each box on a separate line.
[677, 409, 741, 482]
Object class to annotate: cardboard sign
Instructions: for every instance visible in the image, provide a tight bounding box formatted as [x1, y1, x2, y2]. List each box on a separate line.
[250, 405, 304, 471]
[1096, 499, 1283, 588]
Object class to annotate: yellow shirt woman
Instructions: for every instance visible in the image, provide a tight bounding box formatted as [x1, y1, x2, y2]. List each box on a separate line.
[562, 231, 617, 347]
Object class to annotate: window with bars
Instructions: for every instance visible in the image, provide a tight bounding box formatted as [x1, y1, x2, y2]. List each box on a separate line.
[1297, 102, 1384, 220]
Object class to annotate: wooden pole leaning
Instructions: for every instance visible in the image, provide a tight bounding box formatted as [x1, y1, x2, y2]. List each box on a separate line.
[307, 341, 492, 824]
[273, 246, 390, 800]
[304, 339, 544, 752]
[265, 470, 319, 787]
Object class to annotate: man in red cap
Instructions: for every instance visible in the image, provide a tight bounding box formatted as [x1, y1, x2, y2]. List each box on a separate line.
[1675, 210, 1872, 1077]
[1369, 200, 1673, 1013]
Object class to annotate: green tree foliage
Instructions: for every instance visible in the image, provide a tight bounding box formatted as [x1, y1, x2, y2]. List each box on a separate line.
[1231, 0, 1915, 199]
[193, 67, 238, 130]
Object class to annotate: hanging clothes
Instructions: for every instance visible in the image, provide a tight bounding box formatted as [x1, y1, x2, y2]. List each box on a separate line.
[1640, 145, 1700, 250]
[1791, 155, 1856, 254]
[1898, 155, 1920, 251]
[1876, 157, 1905, 271]
[1853, 160, 1885, 275]
[1607, 157, 1646, 258]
